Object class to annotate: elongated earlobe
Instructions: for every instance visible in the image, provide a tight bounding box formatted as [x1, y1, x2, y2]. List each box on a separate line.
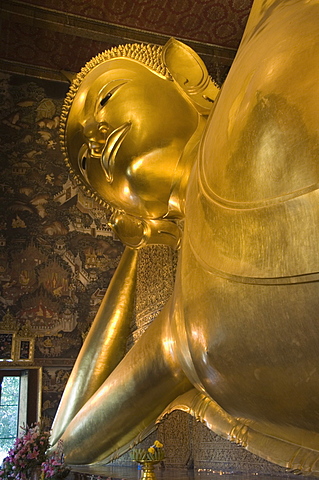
[162, 38, 220, 114]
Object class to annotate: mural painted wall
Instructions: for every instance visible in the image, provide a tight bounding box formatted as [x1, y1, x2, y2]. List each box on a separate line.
[0, 71, 124, 425]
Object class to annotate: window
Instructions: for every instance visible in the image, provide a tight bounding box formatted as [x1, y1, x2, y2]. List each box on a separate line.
[0, 369, 41, 463]
[0, 375, 20, 460]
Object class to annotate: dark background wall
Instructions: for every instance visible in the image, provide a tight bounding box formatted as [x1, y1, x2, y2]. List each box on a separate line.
[0, 72, 124, 427]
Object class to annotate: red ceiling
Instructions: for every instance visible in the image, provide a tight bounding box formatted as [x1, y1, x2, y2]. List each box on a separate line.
[1, 21, 116, 73]
[18, 0, 252, 48]
[0, 0, 254, 81]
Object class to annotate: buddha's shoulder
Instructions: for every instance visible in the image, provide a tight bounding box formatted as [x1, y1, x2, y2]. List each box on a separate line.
[197, 0, 319, 206]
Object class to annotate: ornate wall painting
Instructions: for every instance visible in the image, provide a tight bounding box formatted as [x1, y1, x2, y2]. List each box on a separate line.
[15, 337, 35, 362]
[0, 332, 34, 364]
[41, 367, 73, 428]
[0, 331, 16, 362]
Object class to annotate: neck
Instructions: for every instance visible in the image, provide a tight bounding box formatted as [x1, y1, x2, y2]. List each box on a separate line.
[166, 115, 207, 218]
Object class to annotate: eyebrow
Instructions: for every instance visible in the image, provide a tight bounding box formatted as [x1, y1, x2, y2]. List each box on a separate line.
[100, 79, 130, 94]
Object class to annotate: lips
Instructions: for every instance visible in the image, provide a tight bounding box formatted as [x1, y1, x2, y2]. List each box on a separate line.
[100, 122, 131, 182]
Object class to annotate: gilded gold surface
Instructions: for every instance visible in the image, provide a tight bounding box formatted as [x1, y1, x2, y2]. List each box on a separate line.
[50, 247, 138, 445]
[52, 1, 319, 475]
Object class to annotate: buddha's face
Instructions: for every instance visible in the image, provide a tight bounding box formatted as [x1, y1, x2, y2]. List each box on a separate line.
[65, 58, 199, 219]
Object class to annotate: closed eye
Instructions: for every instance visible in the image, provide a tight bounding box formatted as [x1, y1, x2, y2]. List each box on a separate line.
[78, 145, 89, 182]
[98, 81, 128, 109]
[100, 92, 113, 107]
[81, 154, 87, 171]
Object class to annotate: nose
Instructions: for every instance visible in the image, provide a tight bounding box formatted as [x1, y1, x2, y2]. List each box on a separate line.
[98, 123, 109, 135]
[83, 121, 110, 139]
[83, 122, 110, 155]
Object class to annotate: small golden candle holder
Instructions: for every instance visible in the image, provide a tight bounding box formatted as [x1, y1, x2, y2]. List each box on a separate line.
[137, 459, 160, 480]
[130, 442, 164, 480]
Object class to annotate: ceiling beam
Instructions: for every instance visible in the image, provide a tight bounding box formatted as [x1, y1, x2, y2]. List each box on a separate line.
[0, 0, 236, 66]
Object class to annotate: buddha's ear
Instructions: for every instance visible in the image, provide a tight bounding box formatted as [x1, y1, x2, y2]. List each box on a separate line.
[162, 38, 220, 114]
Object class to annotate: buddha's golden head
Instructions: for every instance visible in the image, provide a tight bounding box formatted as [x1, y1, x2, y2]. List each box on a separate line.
[60, 40, 219, 218]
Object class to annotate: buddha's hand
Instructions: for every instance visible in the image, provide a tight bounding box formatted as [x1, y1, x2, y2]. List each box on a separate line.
[109, 211, 182, 249]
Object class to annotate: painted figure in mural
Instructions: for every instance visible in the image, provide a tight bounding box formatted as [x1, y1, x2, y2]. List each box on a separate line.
[51, 0, 319, 474]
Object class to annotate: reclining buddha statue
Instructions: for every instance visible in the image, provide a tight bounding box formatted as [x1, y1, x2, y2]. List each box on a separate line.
[50, 0, 319, 475]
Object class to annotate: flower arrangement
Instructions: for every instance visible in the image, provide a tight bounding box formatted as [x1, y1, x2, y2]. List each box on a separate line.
[0, 423, 50, 480]
[40, 441, 70, 480]
[130, 440, 164, 462]
[0, 424, 70, 480]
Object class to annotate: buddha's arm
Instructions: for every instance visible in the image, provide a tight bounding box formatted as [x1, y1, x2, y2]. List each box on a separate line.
[50, 247, 138, 446]
[60, 300, 192, 465]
